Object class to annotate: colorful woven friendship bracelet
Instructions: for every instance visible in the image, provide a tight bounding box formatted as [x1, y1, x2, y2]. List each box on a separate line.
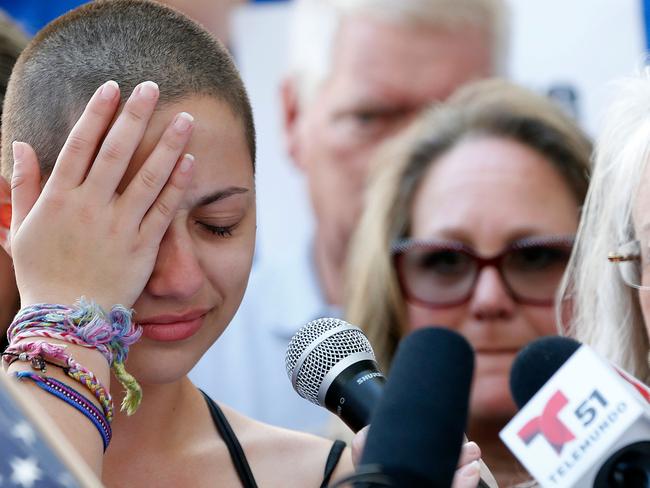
[3, 342, 114, 422]
[8, 299, 142, 414]
[10, 309, 118, 363]
[15, 371, 112, 451]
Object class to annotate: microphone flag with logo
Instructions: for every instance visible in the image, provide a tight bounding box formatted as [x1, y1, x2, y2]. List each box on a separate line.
[501, 336, 650, 487]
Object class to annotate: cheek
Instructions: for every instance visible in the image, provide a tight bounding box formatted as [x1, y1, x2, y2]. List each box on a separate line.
[519, 305, 559, 338]
[405, 301, 466, 332]
[201, 241, 254, 297]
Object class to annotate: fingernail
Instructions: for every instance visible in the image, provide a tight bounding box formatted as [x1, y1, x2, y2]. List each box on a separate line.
[180, 154, 194, 173]
[174, 112, 194, 133]
[461, 460, 480, 479]
[464, 441, 480, 459]
[138, 81, 159, 100]
[100, 80, 119, 101]
[12, 141, 24, 161]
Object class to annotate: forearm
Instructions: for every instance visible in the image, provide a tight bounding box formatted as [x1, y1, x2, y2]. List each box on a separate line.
[4, 338, 110, 476]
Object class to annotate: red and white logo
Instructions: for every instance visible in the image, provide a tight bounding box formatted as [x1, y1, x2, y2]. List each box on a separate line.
[517, 390, 576, 454]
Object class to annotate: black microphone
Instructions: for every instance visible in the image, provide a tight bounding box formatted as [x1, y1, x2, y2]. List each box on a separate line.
[510, 335, 581, 409]
[285, 318, 385, 432]
[349, 327, 475, 487]
[503, 335, 650, 488]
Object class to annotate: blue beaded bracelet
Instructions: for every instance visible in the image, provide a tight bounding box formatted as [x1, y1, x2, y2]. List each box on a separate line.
[15, 371, 112, 451]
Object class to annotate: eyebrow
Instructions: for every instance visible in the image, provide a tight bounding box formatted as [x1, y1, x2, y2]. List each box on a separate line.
[196, 187, 249, 207]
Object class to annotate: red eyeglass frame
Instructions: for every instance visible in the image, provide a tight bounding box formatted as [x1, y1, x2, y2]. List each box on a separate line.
[391, 235, 576, 309]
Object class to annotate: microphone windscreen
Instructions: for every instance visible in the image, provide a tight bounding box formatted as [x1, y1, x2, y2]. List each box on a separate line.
[510, 335, 581, 409]
[285, 318, 376, 406]
[360, 327, 474, 487]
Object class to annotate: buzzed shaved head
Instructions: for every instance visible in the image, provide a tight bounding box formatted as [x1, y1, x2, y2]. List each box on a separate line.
[1, 0, 255, 180]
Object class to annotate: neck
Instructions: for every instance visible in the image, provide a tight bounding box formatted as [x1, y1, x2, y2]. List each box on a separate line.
[104, 376, 203, 461]
[313, 228, 347, 306]
[468, 417, 531, 486]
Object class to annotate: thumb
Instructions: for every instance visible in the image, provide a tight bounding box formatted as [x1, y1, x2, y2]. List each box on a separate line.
[10, 141, 41, 233]
[451, 460, 481, 488]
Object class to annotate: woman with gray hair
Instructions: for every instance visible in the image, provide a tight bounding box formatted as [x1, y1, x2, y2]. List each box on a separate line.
[561, 73, 650, 382]
[345, 78, 592, 486]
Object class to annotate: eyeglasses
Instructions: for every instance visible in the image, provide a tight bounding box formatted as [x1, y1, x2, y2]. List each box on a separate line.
[608, 239, 649, 289]
[392, 235, 575, 308]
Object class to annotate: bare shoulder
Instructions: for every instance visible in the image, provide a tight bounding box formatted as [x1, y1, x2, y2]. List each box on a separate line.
[221, 404, 355, 487]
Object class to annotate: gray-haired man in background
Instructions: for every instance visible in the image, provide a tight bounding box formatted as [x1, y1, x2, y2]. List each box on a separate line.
[192, 0, 509, 433]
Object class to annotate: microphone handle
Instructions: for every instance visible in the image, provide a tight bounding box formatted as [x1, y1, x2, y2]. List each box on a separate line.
[324, 360, 385, 432]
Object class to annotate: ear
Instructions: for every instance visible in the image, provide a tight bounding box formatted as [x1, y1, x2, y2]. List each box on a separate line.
[0, 175, 11, 256]
[279, 75, 306, 171]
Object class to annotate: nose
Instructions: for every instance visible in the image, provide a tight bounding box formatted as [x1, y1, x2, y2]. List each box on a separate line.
[469, 266, 516, 321]
[145, 224, 204, 300]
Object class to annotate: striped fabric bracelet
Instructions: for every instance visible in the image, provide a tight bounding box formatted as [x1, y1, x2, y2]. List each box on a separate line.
[3, 341, 114, 422]
[15, 371, 112, 451]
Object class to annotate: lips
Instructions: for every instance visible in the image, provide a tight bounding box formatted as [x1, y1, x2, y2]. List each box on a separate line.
[137, 310, 209, 342]
[473, 348, 520, 354]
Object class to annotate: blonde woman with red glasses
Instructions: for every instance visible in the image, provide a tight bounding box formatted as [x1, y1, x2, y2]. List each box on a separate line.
[345, 79, 592, 487]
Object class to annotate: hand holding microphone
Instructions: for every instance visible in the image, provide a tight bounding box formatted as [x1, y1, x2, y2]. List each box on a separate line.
[350, 427, 486, 488]
[286, 318, 496, 487]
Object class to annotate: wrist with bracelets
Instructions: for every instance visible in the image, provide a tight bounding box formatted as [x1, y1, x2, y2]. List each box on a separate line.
[4, 299, 143, 450]
[7, 299, 142, 414]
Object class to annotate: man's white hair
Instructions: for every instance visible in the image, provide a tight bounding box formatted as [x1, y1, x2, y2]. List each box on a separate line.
[286, 0, 509, 102]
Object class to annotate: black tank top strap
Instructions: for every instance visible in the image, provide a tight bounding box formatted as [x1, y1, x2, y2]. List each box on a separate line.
[200, 390, 258, 488]
[320, 439, 347, 488]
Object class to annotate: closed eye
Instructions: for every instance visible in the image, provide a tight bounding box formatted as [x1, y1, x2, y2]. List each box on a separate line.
[197, 221, 236, 237]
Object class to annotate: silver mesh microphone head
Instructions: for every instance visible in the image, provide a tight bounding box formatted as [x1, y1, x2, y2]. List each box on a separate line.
[285, 317, 376, 406]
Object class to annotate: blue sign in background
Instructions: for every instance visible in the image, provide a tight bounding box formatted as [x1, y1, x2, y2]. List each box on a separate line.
[0, 0, 289, 36]
[0, 0, 85, 35]
[4, 0, 646, 46]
